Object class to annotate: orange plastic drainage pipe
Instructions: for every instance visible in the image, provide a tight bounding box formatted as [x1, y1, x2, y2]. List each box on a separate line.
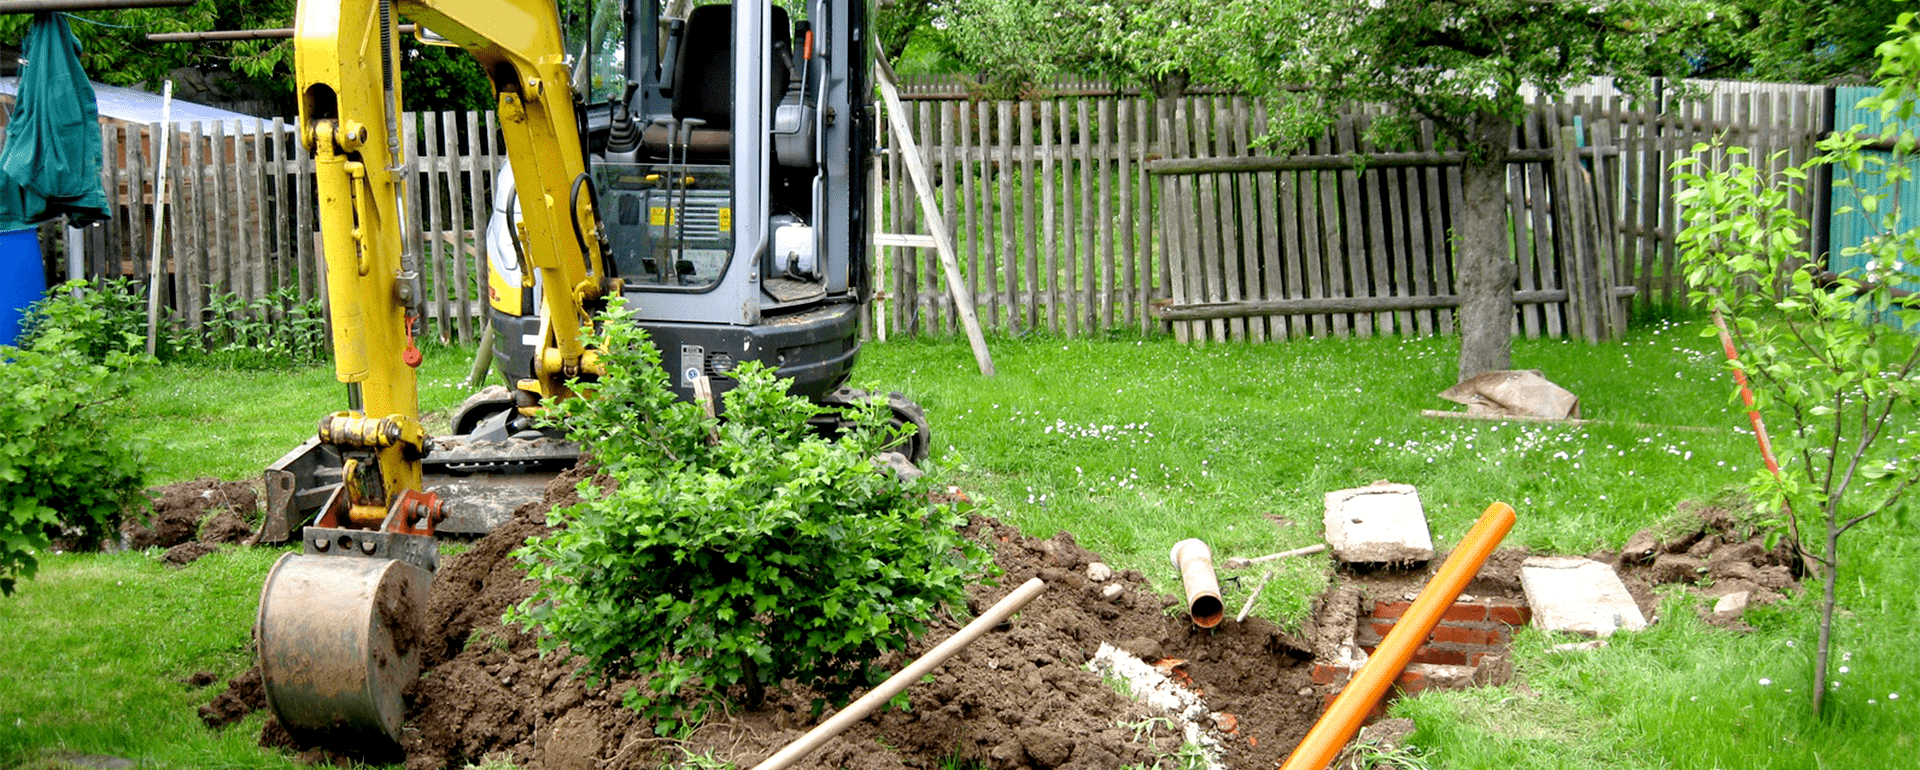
[1279, 501, 1517, 770]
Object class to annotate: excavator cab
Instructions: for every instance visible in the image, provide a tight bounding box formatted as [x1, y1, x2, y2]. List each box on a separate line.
[478, 0, 880, 422]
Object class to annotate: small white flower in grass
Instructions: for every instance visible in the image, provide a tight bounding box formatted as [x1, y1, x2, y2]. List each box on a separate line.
[1786, 640, 1794, 647]
[1759, 678, 1773, 686]
[1891, 693, 1901, 700]
[1840, 666, 1850, 674]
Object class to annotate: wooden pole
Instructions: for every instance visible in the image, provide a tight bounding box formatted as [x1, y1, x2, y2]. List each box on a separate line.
[143, 80, 173, 357]
[873, 55, 995, 376]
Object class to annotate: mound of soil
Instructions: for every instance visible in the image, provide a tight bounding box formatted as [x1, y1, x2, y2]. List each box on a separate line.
[127, 478, 262, 564]
[211, 464, 1327, 769]
[1610, 502, 1801, 628]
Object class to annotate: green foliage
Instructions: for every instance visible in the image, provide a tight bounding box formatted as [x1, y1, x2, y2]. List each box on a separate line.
[508, 301, 990, 718]
[939, 0, 1209, 97]
[23, 280, 327, 369]
[0, 339, 144, 596]
[1698, 0, 1910, 82]
[19, 279, 147, 363]
[1672, 12, 1920, 716]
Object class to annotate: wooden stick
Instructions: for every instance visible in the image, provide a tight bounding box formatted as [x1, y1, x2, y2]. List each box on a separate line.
[143, 80, 173, 357]
[1235, 569, 1274, 623]
[1223, 543, 1327, 570]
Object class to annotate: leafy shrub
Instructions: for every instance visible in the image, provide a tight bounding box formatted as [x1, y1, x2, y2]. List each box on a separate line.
[508, 301, 989, 716]
[0, 341, 145, 595]
[19, 278, 148, 362]
[198, 285, 329, 368]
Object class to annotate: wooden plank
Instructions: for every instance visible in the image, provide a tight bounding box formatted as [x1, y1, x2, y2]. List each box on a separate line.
[1384, 131, 1421, 336]
[185, 121, 208, 328]
[1512, 110, 1545, 339]
[420, 113, 447, 341]
[1154, 287, 1633, 319]
[1557, 119, 1596, 342]
[1399, 117, 1435, 337]
[438, 111, 470, 342]
[1590, 116, 1626, 337]
[1195, 96, 1230, 342]
[1635, 88, 1664, 310]
[249, 120, 269, 303]
[1079, 98, 1097, 334]
[210, 120, 233, 303]
[945, 102, 974, 332]
[126, 118, 148, 282]
[1137, 98, 1156, 333]
[1264, 104, 1304, 339]
[167, 125, 190, 321]
[1117, 98, 1135, 330]
[1147, 147, 1607, 174]
[1312, 124, 1344, 337]
[917, 101, 943, 331]
[295, 122, 317, 307]
[1416, 120, 1453, 335]
[1038, 99, 1059, 334]
[1225, 97, 1259, 341]
[959, 101, 985, 329]
[1334, 115, 1371, 337]
[1359, 111, 1402, 336]
[1097, 99, 1116, 331]
[1528, 109, 1563, 337]
[93, 123, 116, 281]
[267, 119, 290, 301]
[1021, 99, 1040, 332]
[998, 101, 1019, 332]
[1057, 99, 1076, 336]
[1254, 103, 1289, 339]
[463, 110, 489, 344]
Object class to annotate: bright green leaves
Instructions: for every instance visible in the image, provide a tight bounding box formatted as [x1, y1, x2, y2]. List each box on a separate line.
[0, 336, 146, 596]
[507, 300, 990, 719]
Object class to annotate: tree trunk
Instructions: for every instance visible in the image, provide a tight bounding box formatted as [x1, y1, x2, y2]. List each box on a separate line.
[1454, 114, 1517, 382]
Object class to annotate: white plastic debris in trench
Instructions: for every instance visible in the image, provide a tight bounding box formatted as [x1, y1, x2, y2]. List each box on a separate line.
[1323, 481, 1435, 564]
[1520, 556, 1647, 637]
[1087, 643, 1228, 770]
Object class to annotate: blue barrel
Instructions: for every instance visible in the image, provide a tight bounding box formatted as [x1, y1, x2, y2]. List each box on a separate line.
[0, 227, 45, 348]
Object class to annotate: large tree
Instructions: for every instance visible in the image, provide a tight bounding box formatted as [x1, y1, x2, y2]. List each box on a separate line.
[1698, 0, 1908, 82]
[1211, 0, 1724, 380]
[940, 0, 1214, 97]
[0, 2, 488, 114]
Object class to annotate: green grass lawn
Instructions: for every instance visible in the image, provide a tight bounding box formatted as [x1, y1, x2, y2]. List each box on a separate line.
[4, 317, 1914, 769]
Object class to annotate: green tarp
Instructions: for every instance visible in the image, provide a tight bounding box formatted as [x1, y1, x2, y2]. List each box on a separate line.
[0, 12, 109, 231]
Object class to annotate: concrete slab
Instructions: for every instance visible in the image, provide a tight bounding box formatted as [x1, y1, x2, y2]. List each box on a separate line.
[1520, 556, 1647, 637]
[1324, 482, 1434, 564]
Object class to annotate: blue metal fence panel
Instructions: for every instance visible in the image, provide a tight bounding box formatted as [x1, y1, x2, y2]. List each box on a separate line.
[1829, 85, 1920, 303]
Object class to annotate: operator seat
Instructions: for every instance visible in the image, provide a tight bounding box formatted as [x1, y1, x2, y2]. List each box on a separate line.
[643, 3, 792, 160]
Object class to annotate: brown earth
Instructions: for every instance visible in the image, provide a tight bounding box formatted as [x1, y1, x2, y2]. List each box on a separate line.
[204, 464, 1328, 769]
[127, 478, 262, 565]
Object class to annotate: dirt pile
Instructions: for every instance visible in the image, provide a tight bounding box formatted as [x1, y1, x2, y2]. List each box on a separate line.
[386, 466, 1323, 770]
[125, 478, 262, 565]
[1611, 502, 1801, 628]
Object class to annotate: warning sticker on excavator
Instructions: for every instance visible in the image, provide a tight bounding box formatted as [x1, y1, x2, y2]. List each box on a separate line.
[649, 207, 670, 226]
[718, 208, 731, 231]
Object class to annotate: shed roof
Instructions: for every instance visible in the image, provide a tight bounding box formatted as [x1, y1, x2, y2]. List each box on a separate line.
[0, 76, 283, 131]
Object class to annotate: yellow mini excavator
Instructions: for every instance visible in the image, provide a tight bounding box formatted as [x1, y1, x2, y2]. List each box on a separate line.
[257, 0, 906, 749]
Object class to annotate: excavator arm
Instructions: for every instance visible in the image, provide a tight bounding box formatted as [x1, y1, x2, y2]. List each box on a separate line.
[255, 0, 614, 750]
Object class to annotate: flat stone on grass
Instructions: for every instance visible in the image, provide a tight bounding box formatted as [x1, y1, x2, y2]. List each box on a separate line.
[1324, 482, 1434, 565]
[1520, 556, 1647, 637]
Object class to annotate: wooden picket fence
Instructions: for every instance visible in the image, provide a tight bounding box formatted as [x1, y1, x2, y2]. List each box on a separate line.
[874, 79, 1831, 343]
[44, 79, 1829, 347]
[70, 110, 506, 345]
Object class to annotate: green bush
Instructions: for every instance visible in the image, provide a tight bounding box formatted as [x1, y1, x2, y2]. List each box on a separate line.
[508, 301, 990, 716]
[0, 342, 145, 595]
[19, 278, 148, 362]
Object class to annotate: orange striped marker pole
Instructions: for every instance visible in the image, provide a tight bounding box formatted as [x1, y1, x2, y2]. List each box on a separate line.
[1279, 502, 1517, 770]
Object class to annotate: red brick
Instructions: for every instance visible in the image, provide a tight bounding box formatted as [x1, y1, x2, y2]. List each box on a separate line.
[1485, 625, 1511, 645]
[1489, 603, 1533, 626]
[1409, 648, 1469, 666]
[1371, 621, 1399, 639]
[1394, 670, 1430, 694]
[1374, 600, 1414, 619]
[1442, 602, 1488, 622]
[1313, 663, 1349, 685]
[1430, 625, 1491, 645]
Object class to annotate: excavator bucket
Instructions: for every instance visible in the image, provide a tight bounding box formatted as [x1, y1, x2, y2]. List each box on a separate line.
[256, 552, 434, 748]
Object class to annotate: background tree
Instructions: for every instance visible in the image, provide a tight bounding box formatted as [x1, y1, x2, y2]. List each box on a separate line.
[0, 2, 490, 115]
[1696, 0, 1908, 82]
[1211, 0, 1726, 381]
[938, 0, 1216, 97]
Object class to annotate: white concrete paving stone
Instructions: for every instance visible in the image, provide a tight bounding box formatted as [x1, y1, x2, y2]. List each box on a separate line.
[1323, 482, 1435, 564]
[1520, 556, 1648, 637]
